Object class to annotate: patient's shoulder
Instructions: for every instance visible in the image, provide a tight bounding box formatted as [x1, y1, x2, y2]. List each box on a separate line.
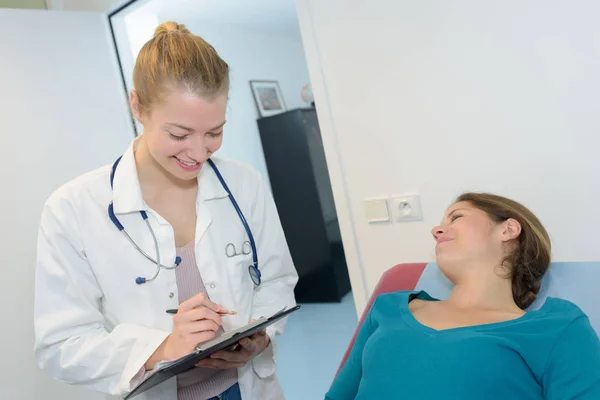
[525, 297, 594, 345]
[538, 296, 588, 321]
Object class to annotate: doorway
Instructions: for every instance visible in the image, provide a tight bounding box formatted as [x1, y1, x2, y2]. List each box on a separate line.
[109, 1, 357, 397]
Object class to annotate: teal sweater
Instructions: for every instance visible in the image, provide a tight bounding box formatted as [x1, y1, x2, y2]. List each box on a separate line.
[326, 291, 600, 400]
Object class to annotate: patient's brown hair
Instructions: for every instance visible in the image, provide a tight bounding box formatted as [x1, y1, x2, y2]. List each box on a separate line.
[456, 193, 551, 309]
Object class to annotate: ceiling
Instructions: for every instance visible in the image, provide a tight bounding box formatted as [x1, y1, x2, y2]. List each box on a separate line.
[48, 0, 122, 12]
[49, 0, 300, 36]
[116, 0, 300, 36]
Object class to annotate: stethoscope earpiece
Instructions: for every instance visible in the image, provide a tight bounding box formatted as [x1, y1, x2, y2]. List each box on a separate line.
[135, 277, 146, 285]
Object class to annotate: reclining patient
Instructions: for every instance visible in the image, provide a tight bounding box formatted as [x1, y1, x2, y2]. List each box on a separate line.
[326, 192, 600, 399]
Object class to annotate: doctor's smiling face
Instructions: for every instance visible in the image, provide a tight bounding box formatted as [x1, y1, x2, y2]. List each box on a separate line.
[128, 21, 230, 183]
[130, 89, 227, 181]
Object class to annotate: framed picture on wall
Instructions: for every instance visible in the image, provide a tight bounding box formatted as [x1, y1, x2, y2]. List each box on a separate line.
[249, 80, 287, 118]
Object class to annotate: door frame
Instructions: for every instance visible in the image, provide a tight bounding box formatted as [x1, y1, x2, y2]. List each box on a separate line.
[295, 0, 368, 313]
[105, 0, 370, 313]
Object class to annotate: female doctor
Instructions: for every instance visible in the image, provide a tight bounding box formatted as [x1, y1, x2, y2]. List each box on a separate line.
[33, 21, 298, 400]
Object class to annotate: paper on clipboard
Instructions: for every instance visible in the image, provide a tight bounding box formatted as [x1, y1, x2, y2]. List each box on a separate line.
[195, 306, 286, 352]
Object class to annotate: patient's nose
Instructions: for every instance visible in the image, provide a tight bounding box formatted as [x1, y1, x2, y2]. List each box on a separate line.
[431, 226, 445, 240]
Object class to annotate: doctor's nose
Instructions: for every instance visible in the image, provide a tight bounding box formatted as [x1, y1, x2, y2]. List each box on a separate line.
[192, 147, 211, 163]
[187, 138, 211, 163]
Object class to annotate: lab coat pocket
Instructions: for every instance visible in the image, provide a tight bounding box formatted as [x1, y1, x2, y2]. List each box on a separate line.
[225, 255, 254, 305]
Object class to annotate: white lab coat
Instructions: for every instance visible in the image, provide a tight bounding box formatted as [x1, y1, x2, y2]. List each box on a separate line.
[33, 140, 299, 400]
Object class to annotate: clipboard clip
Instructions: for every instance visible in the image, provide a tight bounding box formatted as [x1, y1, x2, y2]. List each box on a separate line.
[267, 306, 288, 320]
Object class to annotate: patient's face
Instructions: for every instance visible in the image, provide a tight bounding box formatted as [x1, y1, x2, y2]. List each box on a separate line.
[432, 201, 504, 281]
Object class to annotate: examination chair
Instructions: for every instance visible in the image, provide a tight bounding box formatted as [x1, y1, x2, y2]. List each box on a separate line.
[336, 262, 600, 375]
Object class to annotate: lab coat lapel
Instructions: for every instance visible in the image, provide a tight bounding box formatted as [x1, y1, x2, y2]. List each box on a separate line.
[111, 140, 177, 273]
[194, 160, 233, 329]
[195, 160, 228, 241]
[195, 201, 212, 243]
[112, 140, 147, 214]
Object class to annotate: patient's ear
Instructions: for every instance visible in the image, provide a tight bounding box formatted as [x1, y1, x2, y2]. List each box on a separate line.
[501, 218, 521, 242]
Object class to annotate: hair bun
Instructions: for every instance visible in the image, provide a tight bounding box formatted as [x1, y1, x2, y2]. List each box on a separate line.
[153, 21, 191, 38]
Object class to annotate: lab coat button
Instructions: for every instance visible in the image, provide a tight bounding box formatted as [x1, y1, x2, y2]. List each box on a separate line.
[169, 292, 175, 298]
[210, 283, 216, 289]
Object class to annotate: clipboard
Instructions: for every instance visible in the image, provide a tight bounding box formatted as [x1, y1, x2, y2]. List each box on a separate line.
[124, 305, 301, 399]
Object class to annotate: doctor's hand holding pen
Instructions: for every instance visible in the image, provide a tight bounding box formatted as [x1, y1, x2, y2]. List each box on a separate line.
[144, 293, 227, 370]
[143, 292, 270, 371]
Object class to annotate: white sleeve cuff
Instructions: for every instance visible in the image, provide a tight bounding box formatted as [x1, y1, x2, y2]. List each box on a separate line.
[251, 326, 278, 378]
[116, 325, 171, 394]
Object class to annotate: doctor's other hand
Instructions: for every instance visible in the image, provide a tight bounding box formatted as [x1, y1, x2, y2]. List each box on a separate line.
[145, 293, 225, 370]
[195, 327, 270, 369]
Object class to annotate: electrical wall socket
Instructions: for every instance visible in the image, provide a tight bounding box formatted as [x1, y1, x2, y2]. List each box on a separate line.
[390, 194, 422, 222]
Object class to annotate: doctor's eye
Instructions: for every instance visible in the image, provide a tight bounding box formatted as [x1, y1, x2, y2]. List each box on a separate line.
[451, 214, 463, 222]
[206, 131, 223, 138]
[169, 133, 187, 141]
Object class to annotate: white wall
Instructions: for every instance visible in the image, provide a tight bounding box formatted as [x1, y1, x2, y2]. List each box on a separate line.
[112, 2, 312, 184]
[297, 0, 600, 313]
[0, 9, 132, 399]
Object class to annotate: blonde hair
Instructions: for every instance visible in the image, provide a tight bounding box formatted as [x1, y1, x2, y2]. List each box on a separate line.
[132, 21, 229, 115]
[456, 192, 551, 309]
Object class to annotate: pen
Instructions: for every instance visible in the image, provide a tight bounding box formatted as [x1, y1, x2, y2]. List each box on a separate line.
[166, 309, 237, 316]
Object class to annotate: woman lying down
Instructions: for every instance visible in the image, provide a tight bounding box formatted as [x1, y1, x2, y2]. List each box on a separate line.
[326, 192, 600, 400]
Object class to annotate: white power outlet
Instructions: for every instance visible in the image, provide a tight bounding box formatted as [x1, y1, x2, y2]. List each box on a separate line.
[390, 194, 422, 222]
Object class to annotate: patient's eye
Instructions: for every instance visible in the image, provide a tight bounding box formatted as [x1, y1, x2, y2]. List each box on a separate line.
[451, 214, 462, 222]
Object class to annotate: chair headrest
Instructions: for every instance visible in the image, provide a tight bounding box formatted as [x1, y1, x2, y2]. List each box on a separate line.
[415, 262, 600, 335]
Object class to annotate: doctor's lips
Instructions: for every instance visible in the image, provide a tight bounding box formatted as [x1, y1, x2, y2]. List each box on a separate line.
[174, 156, 202, 171]
[165, 308, 237, 316]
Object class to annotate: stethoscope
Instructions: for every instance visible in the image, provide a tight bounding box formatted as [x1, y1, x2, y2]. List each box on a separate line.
[107, 156, 261, 286]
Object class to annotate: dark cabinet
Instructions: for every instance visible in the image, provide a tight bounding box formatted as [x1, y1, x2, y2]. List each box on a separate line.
[257, 108, 351, 303]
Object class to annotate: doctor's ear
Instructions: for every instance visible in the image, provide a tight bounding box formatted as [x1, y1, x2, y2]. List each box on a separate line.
[129, 90, 143, 123]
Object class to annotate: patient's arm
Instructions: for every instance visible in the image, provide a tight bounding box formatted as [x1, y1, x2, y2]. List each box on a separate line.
[542, 315, 600, 399]
[325, 304, 376, 400]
